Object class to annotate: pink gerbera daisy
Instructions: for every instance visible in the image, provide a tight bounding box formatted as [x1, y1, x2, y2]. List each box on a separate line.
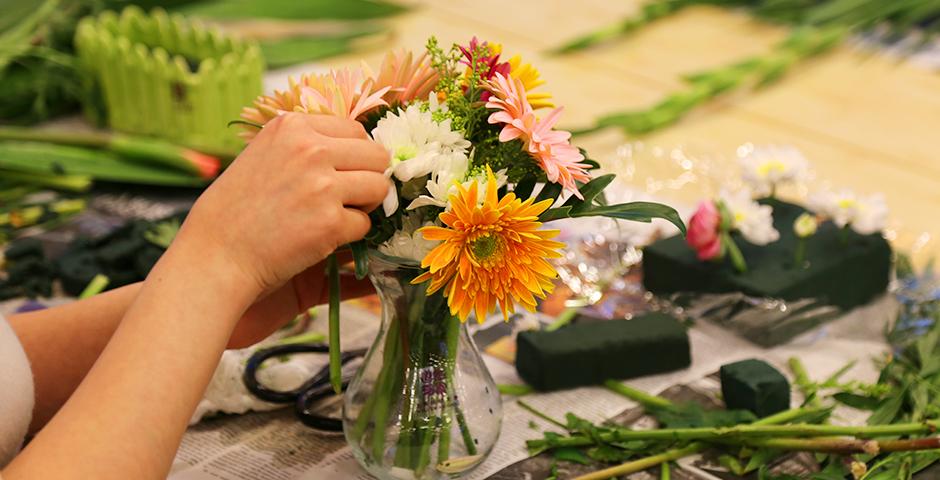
[485, 73, 591, 197]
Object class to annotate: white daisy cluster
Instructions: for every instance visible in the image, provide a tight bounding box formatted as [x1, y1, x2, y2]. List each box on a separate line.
[719, 189, 780, 245]
[739, 145, 809, 196]
[809, 189, 888, 235]
[371, 95, 471, 216]
[378, 212, 440, 262]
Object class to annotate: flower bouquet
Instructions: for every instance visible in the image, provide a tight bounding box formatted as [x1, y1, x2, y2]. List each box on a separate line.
[238, 37, 683, 479]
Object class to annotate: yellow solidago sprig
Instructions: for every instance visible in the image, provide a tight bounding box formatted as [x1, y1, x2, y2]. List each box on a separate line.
[412, 168, 565, 323]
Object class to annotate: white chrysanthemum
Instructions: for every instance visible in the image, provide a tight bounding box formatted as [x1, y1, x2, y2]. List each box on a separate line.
[809, 189, 887, 235]
[720, 190, 780, 245]
[372, 103, 470, 182]
[372, 103, 470, 216]
[739, 145, 808, 196]
[407, 164, 508, 211]
[378, 212, 440, 262]
[406, 152, 469, 210]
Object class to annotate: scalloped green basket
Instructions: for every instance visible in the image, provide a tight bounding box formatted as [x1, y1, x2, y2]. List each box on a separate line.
[75, 6, 264, 152]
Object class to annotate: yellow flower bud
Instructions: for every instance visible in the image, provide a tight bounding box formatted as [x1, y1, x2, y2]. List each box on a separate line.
[794, 212, 818, 238]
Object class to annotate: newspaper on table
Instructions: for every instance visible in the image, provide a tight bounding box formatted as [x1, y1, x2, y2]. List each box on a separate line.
[169, 295, 896, 480]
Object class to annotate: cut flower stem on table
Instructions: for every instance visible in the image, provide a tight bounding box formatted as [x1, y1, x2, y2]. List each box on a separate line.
[520, 289, 940, 480]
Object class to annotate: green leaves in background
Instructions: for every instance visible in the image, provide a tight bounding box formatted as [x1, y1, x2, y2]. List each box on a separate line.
[174, 0, 408, 69]
[556, 0, 940, 136]
[259, 26, 384, 70]
[172, 0, 407, 20]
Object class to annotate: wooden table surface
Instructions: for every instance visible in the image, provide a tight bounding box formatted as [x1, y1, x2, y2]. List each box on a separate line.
[306, 0, 940, 263]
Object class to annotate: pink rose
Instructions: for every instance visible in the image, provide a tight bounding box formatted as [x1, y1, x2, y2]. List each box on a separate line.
[686, 200, 722, 261]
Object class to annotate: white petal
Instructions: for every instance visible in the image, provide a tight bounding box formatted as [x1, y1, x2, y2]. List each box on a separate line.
[383, 184, 399, 217]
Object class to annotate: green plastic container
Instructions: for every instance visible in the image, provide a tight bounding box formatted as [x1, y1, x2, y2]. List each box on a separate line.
[74, 6, 264, 152]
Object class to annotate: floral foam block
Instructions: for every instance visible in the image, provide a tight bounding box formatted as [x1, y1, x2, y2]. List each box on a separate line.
[642, 199, 891, 312]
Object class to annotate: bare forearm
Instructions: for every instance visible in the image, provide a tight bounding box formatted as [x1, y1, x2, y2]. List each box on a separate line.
[4, 234, 257, 479]
[8, 283, 142, 432]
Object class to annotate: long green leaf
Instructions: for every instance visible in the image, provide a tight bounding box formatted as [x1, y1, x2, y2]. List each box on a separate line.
[0, 169, 91, 191]
[542, 201, 686, 235]
[260, 26, 382, 69]
[0, 142, 207, 187]
[173, 0, 407, 20]
[350, 240, 370, 280]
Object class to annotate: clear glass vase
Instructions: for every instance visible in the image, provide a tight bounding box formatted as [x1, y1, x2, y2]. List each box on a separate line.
[343, 252, 502, 480]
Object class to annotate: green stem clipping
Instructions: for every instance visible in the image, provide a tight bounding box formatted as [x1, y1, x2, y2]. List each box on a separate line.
[327, 253, 342, 394]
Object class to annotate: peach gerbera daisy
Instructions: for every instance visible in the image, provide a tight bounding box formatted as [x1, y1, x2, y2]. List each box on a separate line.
[239, 68, 389, 140]
[412, 169, 565, 323]
[369, 49, 439, 106]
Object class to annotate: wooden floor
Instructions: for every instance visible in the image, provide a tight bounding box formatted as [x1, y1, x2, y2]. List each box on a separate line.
[306, 0, 940, 263]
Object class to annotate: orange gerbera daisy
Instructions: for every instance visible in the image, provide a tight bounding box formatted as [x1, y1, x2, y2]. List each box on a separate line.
[412, 169, 565, 323]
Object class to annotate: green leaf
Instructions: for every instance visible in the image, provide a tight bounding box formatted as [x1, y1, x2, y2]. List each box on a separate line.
[867, 387, 906, 425]
[542, 201, 686, 235]
[512, 175, 537, 200]
[534, 182, 563, 205]
[833, 392, 881, 411]
[0, 142, 207, 187]
[173, 0, 408, 20]
[350, 240, 370, 280]
[562, 174, 615, 213]
[564, 413, 596, 434]
[744, 448, 783, 474]
[259, 27, 383, 69]
[650, 402, 757, 428]
[539, 206, 572, 222]
[587, 444, 632, 463]
[553, 447, 592, 465]
[822, 360, 857, 386]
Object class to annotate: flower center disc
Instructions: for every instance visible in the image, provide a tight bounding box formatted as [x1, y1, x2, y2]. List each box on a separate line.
[470, 234, 501, 263]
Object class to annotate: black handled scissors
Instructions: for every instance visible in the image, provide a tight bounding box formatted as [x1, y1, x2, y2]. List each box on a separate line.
[242, 343, 366, 431]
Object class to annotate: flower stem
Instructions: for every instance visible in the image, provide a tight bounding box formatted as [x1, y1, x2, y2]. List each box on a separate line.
[327, 254, 343, 394]
[722, 231, 748, 273]
[727, 436, 940, 454]
[566, 406, 831, 480]
[437, 314, 462, 462]
[604, 380, 674, 410]
[352, 315, 400, 441]
[518, 399, 568, 430]
[371, 339, 403, 462]
[526, 420, 937, 448]
[794, 237, 807, 267]
[572, 444, 703, 480]
[455, 397, 478, 455]
[394, 294, 425, 467]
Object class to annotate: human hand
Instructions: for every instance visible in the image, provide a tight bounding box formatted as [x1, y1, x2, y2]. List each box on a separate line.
[227, 251, 375, 349]
[175, 113, 389, 303]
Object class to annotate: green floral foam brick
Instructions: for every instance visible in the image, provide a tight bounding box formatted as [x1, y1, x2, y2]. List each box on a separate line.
[75, 6, 264, 152]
